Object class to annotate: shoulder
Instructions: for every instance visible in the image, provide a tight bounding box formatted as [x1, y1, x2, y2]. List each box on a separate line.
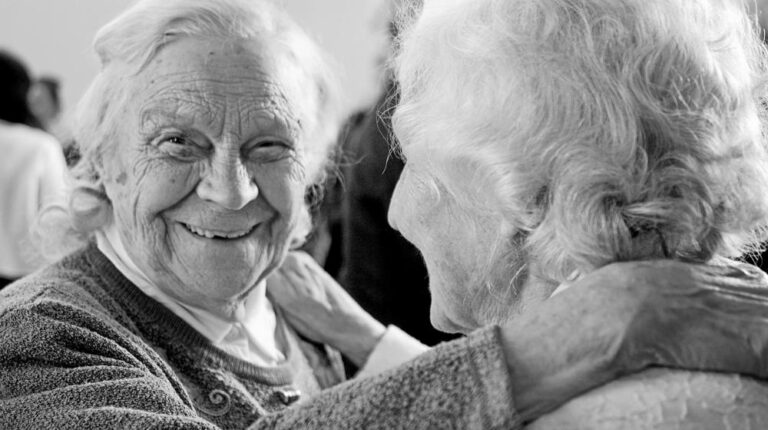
[530, 368, 768, 429]
[0, 250, 131, 348]
[0, 251, 176, 386]
[0, 123, 65, 170]
[0, 122, 60, 151]
[0, 256, 203, 428]
[1, 251, 104, 313]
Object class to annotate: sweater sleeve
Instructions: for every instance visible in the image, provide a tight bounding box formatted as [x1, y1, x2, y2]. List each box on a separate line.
[1, 291, 519, 429]
[251, 326, 521, 430]
[0, 299, 217, 430]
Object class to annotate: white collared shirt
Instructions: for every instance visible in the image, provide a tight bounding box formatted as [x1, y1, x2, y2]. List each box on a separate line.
[96, 223, 431, 374]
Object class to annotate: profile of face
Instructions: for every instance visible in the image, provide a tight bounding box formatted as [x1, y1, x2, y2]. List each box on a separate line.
[100, 36, 312, 313]
[389, 159, 533, 334]
[388, 163, 472, 333]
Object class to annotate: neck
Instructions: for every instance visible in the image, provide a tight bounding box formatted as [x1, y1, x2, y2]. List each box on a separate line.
[179, 281, 268, 322]
[474, 262, 559, 327]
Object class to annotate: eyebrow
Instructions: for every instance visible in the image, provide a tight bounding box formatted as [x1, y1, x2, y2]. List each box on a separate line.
[138, 97, 303, 142]
[138, 99, 211, 131]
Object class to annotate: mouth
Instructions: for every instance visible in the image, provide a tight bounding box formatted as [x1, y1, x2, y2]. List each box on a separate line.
[181, 222, 257, 240]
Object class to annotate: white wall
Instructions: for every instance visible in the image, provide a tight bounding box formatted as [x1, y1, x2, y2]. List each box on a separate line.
[0, 0, 387, 118]
[281, 0, 389, 112]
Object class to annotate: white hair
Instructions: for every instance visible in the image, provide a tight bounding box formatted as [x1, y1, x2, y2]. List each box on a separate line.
[36, 0, 342, 258]
[393, 0, 768, 284]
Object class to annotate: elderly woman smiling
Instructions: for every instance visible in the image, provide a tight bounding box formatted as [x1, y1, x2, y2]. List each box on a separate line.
[3, 0, 768, 429]
[0, 0, 348, 425]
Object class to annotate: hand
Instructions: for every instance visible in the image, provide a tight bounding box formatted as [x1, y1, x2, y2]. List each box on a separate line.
[267, 251, 387, 366]
[500, 260, 768, 422]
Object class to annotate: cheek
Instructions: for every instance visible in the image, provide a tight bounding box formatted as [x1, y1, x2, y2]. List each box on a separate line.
[390, 174, 435, 236]
[133, 163, 199, 214]
[108, 160, 199, 249]
[388, 185, 408, 229]
[255, 162, 305, 217]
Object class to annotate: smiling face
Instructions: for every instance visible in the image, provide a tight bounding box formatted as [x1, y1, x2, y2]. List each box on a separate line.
[100, 36, 313, 314]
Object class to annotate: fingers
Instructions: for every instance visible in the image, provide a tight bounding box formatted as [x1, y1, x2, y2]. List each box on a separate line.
[268, 258, 322, 304]
[281, 251, 324, 283]
[266, 271, 301, 305]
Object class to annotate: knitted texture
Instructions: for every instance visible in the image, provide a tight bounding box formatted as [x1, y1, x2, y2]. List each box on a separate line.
[256, 326, 519, 430]
[0, 244, 518, 429]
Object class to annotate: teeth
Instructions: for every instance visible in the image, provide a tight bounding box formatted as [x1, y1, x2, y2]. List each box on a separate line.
[183, 223, 252, 239]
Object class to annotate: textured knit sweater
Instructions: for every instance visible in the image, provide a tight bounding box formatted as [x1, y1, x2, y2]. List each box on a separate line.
[0, 244, 518, 429]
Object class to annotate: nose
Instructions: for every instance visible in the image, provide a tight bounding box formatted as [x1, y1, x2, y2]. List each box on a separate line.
[196, 154, 259, 210]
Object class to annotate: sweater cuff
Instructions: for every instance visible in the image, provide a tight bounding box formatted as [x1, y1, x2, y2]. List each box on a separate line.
[465, 325, 521, 428]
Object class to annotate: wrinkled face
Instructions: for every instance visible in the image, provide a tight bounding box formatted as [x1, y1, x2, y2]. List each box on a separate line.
[388, 160, 527, 334]
[101, 36, 313, 313]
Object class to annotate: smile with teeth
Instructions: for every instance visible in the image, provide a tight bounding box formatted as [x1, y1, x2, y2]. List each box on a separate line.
[182, 223, 255, 240]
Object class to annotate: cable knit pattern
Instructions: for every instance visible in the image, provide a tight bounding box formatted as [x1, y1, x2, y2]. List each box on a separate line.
[0, 244, 519, 429]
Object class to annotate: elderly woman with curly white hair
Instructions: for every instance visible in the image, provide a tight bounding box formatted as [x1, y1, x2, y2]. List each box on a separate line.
[2, 0, 768, 428]
[271, 0, 768, 428]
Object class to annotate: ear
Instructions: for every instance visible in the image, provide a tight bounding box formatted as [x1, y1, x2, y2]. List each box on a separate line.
[69, 186, 113, 233]
[289, 206, 313, 250]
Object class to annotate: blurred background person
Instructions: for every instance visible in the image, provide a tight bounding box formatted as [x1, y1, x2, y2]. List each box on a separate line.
[27, 75, 77, 157]
[0, 50, 67, 290]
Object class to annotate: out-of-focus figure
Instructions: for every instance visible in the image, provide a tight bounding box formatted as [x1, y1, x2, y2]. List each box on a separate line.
[0, 50, 67, 289]
[27, 75, 78, 164]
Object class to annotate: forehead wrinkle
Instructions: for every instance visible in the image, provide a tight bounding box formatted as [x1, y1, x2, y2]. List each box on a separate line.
[240, 96, 302, 141]
[138, 97, 220, 135]
[147, 71, 285, 99]
[207, 80, 304, 142]
[138, 71, 306, 141]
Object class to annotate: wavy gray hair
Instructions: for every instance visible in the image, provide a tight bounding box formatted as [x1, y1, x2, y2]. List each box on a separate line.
[37, 0, 342, 258]
[393, 0, 768, 284]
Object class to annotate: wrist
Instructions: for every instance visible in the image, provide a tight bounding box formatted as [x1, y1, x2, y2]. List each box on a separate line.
[499, 323, 618, 423]
[340, 318, 387, 367]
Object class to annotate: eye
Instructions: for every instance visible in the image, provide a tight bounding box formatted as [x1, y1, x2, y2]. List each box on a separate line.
[152, 132, 207, 161]
[153, 132, 190, 147]
[163, 135, 187, 145]
[245, 139, 294, 162]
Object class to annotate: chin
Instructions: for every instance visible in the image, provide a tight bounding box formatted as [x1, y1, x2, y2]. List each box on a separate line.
[429, 305, 474, 334]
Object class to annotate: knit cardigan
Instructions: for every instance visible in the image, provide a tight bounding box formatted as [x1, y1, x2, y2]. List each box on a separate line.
[0, 244, 518, 429]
